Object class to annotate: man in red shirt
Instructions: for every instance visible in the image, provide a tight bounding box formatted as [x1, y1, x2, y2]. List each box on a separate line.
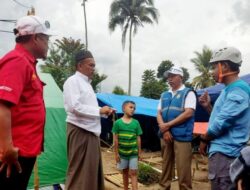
[0, 15, 54, 190]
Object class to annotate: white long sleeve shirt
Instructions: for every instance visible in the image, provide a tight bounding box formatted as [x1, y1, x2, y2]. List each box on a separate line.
[63, 71, 102, 136]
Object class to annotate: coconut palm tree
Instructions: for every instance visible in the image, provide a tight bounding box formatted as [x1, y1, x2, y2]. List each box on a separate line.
[191, 46, 215, 89]
[109, 0, 159, 95]
[81, 0, 88, 49]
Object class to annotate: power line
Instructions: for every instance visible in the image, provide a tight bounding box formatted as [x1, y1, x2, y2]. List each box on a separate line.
[0, 19, 16, 23]
[12, 0, 32, 9]
[0, 30, 14, 33]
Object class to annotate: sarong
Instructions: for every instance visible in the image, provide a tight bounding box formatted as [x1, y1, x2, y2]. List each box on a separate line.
[65, 123, 104, 190]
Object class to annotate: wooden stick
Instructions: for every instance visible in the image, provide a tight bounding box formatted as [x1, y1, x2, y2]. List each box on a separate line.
[34, 160, 39, 190]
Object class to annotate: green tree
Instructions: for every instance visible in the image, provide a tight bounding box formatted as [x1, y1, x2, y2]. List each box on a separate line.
[112, 86, 127, 95]
[191, 46, 215, 89]
[109, 0, 159, 95]
[91, 72, 107, 92]
[157, 60, 173, 79]
[41, 37, 107, 91]
[140, 69, 167, 99]
[181, 67, 190, 84]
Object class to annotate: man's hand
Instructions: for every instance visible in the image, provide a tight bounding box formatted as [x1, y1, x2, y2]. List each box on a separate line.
[100, 106, 114, 116]
[199, 142, 208, 156]
[199, 91, 211, 106]
[0, 146, 22, 177]
[163, 131, 173, 143]
[0, 101, 22, 177]
[199, 91, 213, 114]
[159, 122, 170, 133]
[237, 178, 243, 190]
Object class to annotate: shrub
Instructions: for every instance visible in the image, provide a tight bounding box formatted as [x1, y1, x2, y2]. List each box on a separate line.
[138, 162, 160, 185]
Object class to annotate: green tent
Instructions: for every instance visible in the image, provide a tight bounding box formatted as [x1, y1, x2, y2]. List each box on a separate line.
[28, 73, 68, 189]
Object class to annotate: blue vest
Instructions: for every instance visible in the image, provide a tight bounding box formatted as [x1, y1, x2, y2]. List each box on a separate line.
[160, 88, 195, 142]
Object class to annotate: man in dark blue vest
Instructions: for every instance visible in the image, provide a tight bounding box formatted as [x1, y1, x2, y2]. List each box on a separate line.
[157, 66, 197, 190]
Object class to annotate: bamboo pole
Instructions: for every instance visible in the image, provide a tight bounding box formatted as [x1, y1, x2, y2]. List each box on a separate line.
[34, 160, 39, 190]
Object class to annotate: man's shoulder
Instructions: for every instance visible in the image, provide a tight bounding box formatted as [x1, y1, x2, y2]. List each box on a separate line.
[1, 49, 25, 65]
[226, 80, 250, 96]
[64, 74, 77, 83]
[161, 90, 171, 98]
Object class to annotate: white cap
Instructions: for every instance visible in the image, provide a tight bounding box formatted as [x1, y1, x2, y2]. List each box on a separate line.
[164, 66, 183, 78]
[15, 15, 54, 37]
[209, 47, 242, 66]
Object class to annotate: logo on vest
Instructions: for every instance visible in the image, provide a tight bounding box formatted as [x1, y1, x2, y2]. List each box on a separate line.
[32, 73, 37, 80]
[176, 93, 181, 99]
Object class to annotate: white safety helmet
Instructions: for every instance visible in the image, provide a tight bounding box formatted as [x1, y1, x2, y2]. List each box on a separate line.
[209, 47, 242, 66]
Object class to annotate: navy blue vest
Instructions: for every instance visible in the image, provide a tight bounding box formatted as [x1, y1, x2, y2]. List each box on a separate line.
[160, 87, 195, 142]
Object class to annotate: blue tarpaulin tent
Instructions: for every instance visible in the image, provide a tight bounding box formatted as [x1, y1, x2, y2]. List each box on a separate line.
[97, 93, 159, 117]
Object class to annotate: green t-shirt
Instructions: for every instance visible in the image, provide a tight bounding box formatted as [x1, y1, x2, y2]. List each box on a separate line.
[112, 118, 143, 159]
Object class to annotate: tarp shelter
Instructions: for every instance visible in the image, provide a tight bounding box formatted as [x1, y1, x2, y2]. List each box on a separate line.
[97, 93, 161, 151]
[195, 74, 250, 122]
[28, 73, 67, 189]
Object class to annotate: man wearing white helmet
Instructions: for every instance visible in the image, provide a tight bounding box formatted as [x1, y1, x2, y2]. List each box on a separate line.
[199, 47, 250, 190]
[0, 15, 54, 190]
[157, 66, 197, 190]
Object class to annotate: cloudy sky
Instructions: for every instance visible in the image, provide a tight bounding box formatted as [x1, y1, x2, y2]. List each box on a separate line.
[1, 0, 250, 95]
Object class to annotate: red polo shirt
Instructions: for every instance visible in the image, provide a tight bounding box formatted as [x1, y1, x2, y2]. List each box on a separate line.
[0, 44, 46, 157]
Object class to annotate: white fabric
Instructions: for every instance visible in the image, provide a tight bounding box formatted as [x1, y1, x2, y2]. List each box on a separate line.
[63, 71, 101, 136]
[158, 85, 196, 110]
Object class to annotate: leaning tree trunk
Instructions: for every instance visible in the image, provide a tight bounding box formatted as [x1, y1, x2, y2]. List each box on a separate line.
[128, 22, 133, 95]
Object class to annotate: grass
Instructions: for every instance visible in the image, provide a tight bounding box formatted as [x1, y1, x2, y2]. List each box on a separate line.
[138, 162, 160, 185]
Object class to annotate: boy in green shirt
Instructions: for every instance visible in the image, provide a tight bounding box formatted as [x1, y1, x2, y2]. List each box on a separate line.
[112, 100, 143, 190]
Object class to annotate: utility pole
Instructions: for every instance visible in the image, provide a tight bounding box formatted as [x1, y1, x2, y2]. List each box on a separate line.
[27, 7, 35, 15]
[81, 0, 88, 50]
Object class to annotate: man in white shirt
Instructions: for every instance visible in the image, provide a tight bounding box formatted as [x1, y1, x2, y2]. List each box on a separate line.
[63, 50, 113, 190]
[157, 66, 196, 190]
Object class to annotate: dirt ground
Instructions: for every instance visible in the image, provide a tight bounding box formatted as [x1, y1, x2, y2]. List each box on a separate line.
[101, 148, 211, 190]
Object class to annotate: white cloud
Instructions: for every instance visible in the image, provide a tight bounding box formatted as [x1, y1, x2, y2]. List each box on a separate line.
[1, 0, 250, 95]
[232, 0, 250, 29]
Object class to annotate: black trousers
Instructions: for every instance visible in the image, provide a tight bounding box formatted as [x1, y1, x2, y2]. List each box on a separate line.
[0, 156, 36, 190]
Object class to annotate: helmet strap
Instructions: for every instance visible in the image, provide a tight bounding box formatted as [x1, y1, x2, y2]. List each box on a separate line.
[218, 63, 238, 83]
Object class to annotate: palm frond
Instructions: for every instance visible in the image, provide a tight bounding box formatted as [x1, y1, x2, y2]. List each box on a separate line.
[109, 15, 126, 31]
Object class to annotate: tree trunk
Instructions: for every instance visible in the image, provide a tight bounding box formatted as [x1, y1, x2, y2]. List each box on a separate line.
[128, 22, 133, 95]
[82, 0, 88, 49]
